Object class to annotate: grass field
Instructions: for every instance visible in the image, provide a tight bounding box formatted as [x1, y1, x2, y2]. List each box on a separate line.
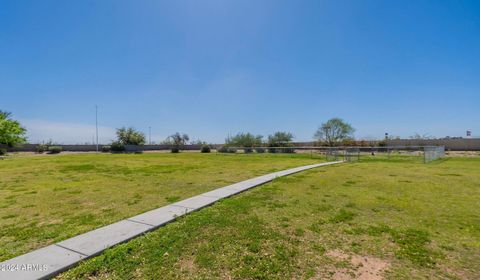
[55, 156, 480, 280]
[0, 153, 322, 261]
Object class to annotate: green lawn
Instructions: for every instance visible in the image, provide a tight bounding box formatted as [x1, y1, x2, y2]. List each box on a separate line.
[0, 152, 323, 261]
[57, 156, 480, 279]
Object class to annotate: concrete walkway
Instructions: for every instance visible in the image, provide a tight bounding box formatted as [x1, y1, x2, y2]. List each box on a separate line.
[0, 161, 343, 280]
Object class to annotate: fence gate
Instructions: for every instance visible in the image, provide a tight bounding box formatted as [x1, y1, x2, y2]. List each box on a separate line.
[345, 148, 360, 162]
[325, 148, 339, 161]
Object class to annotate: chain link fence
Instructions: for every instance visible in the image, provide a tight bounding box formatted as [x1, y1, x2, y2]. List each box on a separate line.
[424, 146, 445, 163]
[215, 146, 445, 163]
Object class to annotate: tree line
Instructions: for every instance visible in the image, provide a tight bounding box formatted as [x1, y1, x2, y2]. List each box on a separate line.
[223, 118, 355, 148]
[1, 110, 360, 154]
[110, 117, 356, 151]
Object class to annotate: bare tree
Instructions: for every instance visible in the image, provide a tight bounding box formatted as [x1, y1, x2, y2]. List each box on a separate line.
[314, 118, 355, 146]
[165, 132, 190, 152]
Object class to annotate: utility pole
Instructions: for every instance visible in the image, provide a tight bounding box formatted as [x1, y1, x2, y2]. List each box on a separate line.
[95, 105, 99, 152]
[149, 126, 151, 145]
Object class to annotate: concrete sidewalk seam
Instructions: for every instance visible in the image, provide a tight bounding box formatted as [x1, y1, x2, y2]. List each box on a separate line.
[54, 245, 88, 257]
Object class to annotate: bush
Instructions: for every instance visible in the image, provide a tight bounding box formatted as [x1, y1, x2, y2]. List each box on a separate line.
[217, 146, 238, 153]
[36, 144, 47, 153]
[225, 133, 263, 147]
[0, 148, 7, 156]
[268, 147, 295, 153]
[218, 146, 229, 153]
[255, 147, 265, 153]
[48, 146, 62, 154]
[201, 145, 211, 153]
[171, 147, 180, 153]
[267, 131, 294, 147]
[243, 147, 253, 153]
[101, 145, 111, 153]
[110, 142, 125, 153]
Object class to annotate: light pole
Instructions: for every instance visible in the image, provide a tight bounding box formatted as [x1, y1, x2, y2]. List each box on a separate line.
[95, 105, 99, 152]
[385, 132, 389, 158]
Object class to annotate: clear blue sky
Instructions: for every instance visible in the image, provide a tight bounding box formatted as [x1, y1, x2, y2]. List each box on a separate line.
[1, 0, 479, 144]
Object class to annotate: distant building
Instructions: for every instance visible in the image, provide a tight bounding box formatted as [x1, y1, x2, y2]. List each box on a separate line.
[440, 136, 463, 140]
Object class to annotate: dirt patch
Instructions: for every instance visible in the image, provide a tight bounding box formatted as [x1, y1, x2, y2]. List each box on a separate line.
[326, 250, 390, 280]
[178, 257, 196, 273]
[445, 151, 480, 157]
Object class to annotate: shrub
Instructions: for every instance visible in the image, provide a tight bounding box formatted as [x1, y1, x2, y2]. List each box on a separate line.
[268, 147, 295, 153]
[36, 144, 47, 153]
[267, 131, 294, 147]
[342, 139, 357, 146]
[48, 146, 62, 154]
[171, 147, 180, 153]
[243, 147, 253, 153]
[201, 145, 211, 153]
[0, 148, 7, 156]
[378, 140, 387, 147]
[255, 147, 265, 153]
[217, 146, 237, 153]
[225, 132, 263, 147]
[101, 145, 111, 153]
[110, 141, 125, 153]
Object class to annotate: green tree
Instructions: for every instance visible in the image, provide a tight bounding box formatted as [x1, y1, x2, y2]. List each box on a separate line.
[115, 127, 146, 145]
[267, 131, 294, 147]
[314, 118, 355, 146]
[0, 111, 27, 146]
[225, 132, 263, 147]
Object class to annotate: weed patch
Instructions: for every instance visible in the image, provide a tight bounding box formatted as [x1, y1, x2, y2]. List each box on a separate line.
[392, 228, 439, 267]
[165, 196, 181, 203]
[329, 209, 356, 223]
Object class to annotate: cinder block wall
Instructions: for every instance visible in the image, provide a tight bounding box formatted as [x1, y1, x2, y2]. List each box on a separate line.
[0, 144, 207, 152]
[2, 139, 479, 152]
[387, 139, 480, 151]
